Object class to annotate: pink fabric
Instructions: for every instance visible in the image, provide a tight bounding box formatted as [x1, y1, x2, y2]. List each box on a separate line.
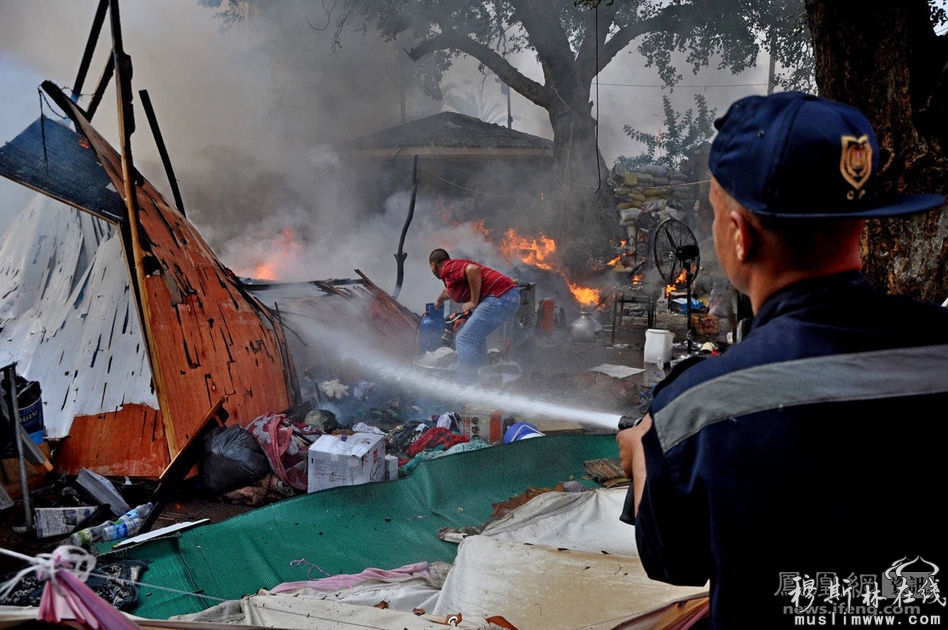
[247, 413, 308, 491]
[270, 561, 431, 594]
[37, 562, 140, 629]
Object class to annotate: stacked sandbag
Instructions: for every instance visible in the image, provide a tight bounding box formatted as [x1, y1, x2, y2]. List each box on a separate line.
[611, 163, 700, 233]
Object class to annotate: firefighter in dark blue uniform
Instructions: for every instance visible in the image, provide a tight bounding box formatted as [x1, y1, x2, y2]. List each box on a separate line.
[617, 92, 948, 628]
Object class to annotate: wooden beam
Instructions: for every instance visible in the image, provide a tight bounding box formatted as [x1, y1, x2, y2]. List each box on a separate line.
[140, 89, 186, 216]
[108, 0, 178, 460]
[86, 54, 114, 121]
[72, 0, 109, 104]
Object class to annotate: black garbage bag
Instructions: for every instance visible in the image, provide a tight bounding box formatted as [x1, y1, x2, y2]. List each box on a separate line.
[199, 425, 271, 494]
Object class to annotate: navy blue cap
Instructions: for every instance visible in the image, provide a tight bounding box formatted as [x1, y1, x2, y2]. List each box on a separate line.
[709, 91, 945, 219]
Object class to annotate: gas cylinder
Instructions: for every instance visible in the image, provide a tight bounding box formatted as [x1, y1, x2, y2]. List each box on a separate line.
[419, 302, 445, 353]
[538, 298, 555, 334]
[569, 310, 602, 341]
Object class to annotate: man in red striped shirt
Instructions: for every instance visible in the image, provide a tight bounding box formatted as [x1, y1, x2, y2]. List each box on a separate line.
[429, 248, 520, 382]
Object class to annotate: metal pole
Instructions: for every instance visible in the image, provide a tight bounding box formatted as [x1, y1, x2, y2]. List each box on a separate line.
[393, 155, 419, 300]
[140, 89, 187, 216]
[506, 86, 512, 129]
[2, 364, 32, 533]
[72, 0, 109, 103]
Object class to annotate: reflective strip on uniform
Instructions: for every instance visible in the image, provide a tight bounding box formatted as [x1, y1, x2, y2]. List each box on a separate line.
[653, 344, 948, 452]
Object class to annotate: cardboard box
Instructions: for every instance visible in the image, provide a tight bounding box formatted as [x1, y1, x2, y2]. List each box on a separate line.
[307, 432, 386, 493]
[77, 468, 130, 517]
[385, 454, 399, 481]
[460, 413, 503, 443]
[691, 313, 719, 335]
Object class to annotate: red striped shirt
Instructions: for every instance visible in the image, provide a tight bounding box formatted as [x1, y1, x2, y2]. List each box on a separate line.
[439, 258, 516, 304]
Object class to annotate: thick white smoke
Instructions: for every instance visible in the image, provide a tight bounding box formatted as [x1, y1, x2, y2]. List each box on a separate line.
[0, 2, 766, 312]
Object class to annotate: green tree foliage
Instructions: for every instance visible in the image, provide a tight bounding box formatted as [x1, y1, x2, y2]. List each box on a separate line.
[619, 94, 716, 170]
[202, 0, 813, 170]
[202, 0, 817, 272]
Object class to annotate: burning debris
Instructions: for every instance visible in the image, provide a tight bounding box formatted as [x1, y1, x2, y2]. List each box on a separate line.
[0, 7, 734, 593]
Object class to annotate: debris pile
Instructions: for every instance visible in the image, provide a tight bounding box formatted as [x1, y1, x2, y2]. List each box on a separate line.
[1, 370, 557, 558]
[213, 383, 545, 501]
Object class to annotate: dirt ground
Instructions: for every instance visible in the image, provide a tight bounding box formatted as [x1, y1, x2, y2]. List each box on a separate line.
[0, 304, 704, 577]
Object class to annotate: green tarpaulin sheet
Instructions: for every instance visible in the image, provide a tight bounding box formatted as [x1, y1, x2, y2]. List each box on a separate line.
[104, 434, 619, 620]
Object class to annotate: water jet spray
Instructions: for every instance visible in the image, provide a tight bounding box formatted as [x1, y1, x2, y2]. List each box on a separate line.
[282, 306, 636, 432]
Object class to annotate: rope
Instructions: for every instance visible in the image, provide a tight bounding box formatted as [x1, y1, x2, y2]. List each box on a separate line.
[0, 545, 95, 601]
[82, 572, 230, 605]
[0, 545, 228, 605]
[289, 557, 337, 583]
[0, 547, 463, 628]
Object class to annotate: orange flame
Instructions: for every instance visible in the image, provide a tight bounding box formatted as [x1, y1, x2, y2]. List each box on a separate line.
[501, 229, 557, 271]
[664, 268, 689, 297]
[469, 219, 491, 238]
[254, 263, 278, 281]
[498, 227, 601, 307]
[568, 281, 601, 306]
[238, 228, 302, 281]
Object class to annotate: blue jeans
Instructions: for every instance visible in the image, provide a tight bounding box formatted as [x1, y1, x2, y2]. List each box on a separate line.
[455, 289, 520, 382]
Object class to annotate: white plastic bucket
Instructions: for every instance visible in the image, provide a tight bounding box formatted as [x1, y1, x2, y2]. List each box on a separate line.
[644, 329, 674, 364]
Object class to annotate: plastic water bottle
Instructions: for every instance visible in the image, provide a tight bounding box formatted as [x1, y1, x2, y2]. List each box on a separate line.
[70, 521, 112, 546]
[72, 502, 154, 545]
[103, 502, 153, 540]
[647, 361, 668, 388]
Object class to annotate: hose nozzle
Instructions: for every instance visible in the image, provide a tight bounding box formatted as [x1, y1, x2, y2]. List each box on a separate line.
[618, 415, 644, 430]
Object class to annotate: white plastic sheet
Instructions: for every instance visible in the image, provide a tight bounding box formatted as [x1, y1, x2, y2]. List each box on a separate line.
[165, 489, 708, 629]
[478, 487, 639, 555]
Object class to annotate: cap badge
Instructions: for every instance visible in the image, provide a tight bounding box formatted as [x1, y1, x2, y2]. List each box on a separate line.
[840, 135, 872, 199]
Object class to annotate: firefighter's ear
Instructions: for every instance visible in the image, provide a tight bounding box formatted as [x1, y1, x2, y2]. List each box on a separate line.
[731, 210, 757, 262]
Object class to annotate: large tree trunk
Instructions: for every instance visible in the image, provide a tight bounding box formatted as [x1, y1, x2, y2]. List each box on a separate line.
[806, 0, 948, 303]
[539, 83, 619, 280]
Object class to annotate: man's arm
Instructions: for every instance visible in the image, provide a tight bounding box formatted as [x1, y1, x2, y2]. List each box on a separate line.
[616, 414, 651, 517]
[619, 412, 711, 586]
[434, 288, 450, 310]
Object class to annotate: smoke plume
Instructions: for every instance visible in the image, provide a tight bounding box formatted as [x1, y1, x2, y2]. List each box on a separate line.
[0, 1, 766, 313]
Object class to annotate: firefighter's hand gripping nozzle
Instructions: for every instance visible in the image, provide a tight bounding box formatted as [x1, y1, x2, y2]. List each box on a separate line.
[618, 415, 644, 430]
[441, 309, 472, 346]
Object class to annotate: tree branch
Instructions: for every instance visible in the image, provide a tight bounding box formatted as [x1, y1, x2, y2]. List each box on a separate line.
[590, 5, 691, 71]
[406, 30, 551, 107]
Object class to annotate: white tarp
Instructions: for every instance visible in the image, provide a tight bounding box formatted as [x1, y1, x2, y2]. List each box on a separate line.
[0, 196, 156, 438]
[163, 596, 488, 629]
[477, 486, 639, 555]
[1, 489, 707, 628]
[170, 489, 707, 629]
[431, 535, 705, 630]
